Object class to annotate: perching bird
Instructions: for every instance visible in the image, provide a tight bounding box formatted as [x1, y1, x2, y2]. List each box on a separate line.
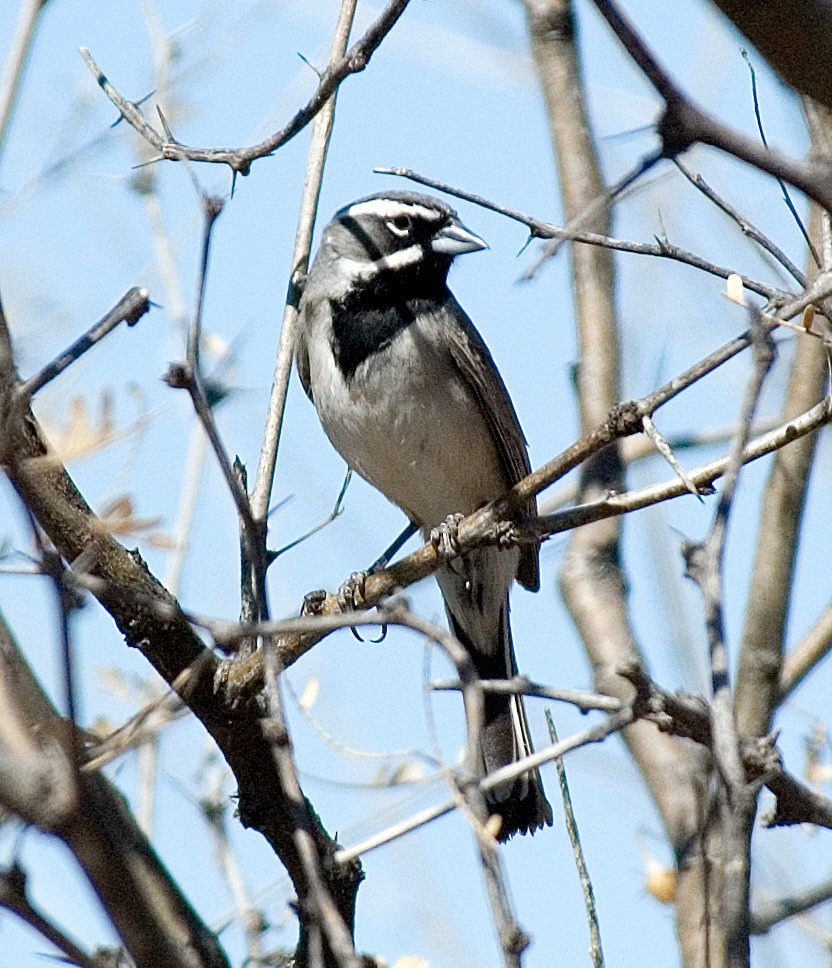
[296, 191, 552, 839]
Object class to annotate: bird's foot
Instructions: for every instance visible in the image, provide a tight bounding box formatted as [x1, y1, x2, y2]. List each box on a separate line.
[338, 570, 369, 611]
[338, 571, 388, 643]
[430, 513, 465, 562]
[301, 588, 327, 617]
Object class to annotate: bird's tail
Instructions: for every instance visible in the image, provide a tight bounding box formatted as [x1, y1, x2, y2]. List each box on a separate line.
[447, 601, 553, 842]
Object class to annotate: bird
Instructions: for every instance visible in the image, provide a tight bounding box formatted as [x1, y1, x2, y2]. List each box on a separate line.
[295, 190, 552, 840]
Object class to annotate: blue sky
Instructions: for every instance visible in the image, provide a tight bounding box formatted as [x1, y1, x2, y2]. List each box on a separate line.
[1, 2, 829, 966]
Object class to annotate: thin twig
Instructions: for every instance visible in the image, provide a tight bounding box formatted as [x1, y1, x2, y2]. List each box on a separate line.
[673, 160, 807, 289]
[546, 711, 605, 968]
[249, 13, 362, 526]
[0, 865, 105, 968]
[682, 305, 776, 968]
[0, 0, 49, 164]
[531, 394, 830, 537]
[334, 709, 633, 864]
[521, 151, 663, 272]
[187, 194, 224, 370]
[51, 553, 80, 760]
[587, 0, 832, 211]
[79, 0, 411, 173]
[429, 676, 622, 713]
[642, 414, 702, 499]
[742, 51, 819, 268]
[84, 675, 188, 772]
[750, 874, 832, 935]
[271, 468, 352, 559]
[261, 637, 362, 968]
[538, 417, 781, 516]
[157, 186, 261, 589]
[163, 359, 257, 560]
[16, 287, 150, 400]
[248, 10, 367, 962]
[375, 167, 786, 300]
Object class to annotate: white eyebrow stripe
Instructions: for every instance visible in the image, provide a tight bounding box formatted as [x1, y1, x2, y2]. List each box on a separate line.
[344, 198, 444, 223]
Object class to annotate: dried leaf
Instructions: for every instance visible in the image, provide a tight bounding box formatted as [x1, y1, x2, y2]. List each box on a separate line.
[644, 854, 677, 905]
[724, 273, 746, 305]
[298, 677, 321, 711]
[387, 760, 427, 786]
[41, 389, 115, 461]
[96, 495, 173, 548]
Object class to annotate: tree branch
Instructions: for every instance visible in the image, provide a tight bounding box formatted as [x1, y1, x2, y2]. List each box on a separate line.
[79, 0, 411, 174]
[0, 610, 230, 968]
[587, 0, 832, 211]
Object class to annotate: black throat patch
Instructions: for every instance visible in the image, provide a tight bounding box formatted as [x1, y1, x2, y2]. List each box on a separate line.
[329, 267, 449, 379]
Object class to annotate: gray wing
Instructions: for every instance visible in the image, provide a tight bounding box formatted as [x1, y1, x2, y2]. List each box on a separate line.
[295, 302, 314, 403]
[445, 296, 540, 592]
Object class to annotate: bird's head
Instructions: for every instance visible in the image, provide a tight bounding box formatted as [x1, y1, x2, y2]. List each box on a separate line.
[316, 191, 488, 299]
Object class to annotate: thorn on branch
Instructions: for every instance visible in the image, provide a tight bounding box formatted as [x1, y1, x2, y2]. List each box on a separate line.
[642, 414, 704, 500]
[110, 89, 155, 128]
[297, 51, 323, 79]
[156, 105, 176, 142]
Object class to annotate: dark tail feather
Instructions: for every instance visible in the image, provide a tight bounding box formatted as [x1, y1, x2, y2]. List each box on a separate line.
[448, 604, 553, 842]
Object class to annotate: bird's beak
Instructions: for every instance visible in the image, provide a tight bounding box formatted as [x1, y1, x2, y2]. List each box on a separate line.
[431, 219, 489, 256]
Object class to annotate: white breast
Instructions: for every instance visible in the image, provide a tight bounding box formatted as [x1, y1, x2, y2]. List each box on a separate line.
[305, 314, 507, 529]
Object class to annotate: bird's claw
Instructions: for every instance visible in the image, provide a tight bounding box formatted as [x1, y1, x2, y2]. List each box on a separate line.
[338, 571, 369, 611]
[301, 589, 327, 617]
[430, 512, 465, 561]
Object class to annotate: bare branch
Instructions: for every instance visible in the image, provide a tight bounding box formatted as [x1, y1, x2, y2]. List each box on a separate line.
[735, 103, 832, 737]
[588, 0, 832, 211]
[79, 0, 411, 174]
[17, 287, 150, 400]
[0, 611, 230, 968]
[547, 711, 605, 968]
[642, 414, 702, 500]
[674, 161, 807, 289]
[623, 663, 832, 832]
[0, 864, 108, 968]
[334, 709, 632, 865]
[0, 286, 361, 965]
[0, 0, 50, 162]
[681, 307, 775, 967]
[429, 676, 622, 713]
[376, 167, 787, 301]
[779, 600, 832, 700]
[217, 362, 831, 693]
[250, 2, 363, 528]
[750, 874, 832, 935]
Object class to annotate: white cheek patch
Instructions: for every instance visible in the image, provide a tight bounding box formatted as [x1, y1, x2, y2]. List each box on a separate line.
[336, 244, 424, 291]
[373, 244, 425, 273]
[344, 198, 444, 224]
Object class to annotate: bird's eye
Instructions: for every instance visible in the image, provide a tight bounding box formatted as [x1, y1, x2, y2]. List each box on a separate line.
[387, 214, 412, 236]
